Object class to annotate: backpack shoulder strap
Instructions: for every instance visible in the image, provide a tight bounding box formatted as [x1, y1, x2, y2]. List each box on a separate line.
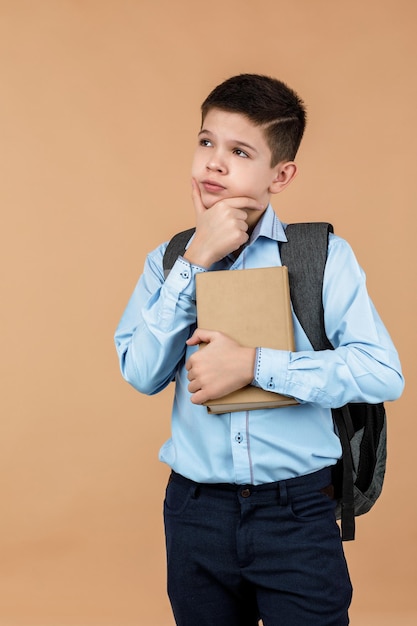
[280, 222, 361, 541]
[162, 227, 196, 278]
[279, 222, 334, 351]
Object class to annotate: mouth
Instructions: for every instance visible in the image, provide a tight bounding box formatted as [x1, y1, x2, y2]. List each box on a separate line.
[201, 179, 226, 193]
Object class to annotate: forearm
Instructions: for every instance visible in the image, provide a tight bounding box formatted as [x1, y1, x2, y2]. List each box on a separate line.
[117, 313, 194, 396]
[255, 237, 404, 408]
[254, 343, 404, 408]
[115, 249, 202, 395]
[254, 236, 404, 407]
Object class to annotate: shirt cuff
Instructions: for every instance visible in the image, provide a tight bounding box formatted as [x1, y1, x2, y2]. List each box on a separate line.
[253, 347, 290, 393]
[164, 256, 206, 300]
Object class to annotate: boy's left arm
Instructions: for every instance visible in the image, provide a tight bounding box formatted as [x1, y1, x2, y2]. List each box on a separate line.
[254, 235, 404, 408]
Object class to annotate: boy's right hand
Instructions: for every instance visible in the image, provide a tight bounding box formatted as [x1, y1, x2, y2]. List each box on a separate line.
[183, 179, 264, 268]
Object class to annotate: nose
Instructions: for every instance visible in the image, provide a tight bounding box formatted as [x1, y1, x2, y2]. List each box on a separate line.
[206, 150, 227, 174]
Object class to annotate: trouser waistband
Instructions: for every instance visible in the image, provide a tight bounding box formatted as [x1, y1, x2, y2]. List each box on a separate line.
[168, 466, 334, 503]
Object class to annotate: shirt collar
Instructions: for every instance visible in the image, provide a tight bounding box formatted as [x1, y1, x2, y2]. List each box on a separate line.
[250, 204, 288, 244]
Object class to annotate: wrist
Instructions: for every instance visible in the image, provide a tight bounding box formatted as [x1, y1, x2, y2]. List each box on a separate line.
[243, 346, 257, 386]
[183, 242, 214, 269]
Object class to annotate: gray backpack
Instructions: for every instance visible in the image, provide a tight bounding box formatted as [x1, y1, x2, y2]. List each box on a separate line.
[163, 223, 387, 541]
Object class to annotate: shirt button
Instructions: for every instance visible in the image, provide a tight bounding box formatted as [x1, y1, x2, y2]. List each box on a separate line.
[241, 488, 251, 498]
[180, 270, 189, 279]
[235, 433, 243, 443]
[267, 377, 275, 389]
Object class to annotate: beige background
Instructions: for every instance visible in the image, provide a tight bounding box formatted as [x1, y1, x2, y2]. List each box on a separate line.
[0, 1, 415, 624]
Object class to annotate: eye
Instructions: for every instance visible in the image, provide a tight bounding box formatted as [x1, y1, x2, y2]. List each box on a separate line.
[233, 148, 249, 158]
[199, 138, 212, 147]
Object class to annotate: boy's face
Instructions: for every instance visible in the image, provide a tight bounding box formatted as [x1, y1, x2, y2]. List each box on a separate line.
[191, 108, 283, 227]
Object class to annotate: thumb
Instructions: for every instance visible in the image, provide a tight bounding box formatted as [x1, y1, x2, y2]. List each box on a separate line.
[186, 328, 215, 346]
[191, 178, 206, 215]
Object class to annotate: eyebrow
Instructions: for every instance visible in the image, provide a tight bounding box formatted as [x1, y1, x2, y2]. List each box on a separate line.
[198, 129, 258, 154]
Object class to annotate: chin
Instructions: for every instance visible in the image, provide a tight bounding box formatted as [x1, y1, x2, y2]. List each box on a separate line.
[200, 195, 220, 210]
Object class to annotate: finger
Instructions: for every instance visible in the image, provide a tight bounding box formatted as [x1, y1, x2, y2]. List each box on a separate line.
[190, 389, 211, 405]
[186, 362, 196, 380]
[191, 178, 207, 215]
[231, 197, 265, 212]
[186, 328, 215, 346]
[187, 379, 201, 393]
[186, 328, 200, 347]
[186, 334, 199, 347]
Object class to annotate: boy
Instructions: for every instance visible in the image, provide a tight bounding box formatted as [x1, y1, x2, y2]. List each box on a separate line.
[114, 74, 404, 625]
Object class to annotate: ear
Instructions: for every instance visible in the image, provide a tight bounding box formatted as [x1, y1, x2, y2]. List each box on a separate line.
[269, 161, 298, 194]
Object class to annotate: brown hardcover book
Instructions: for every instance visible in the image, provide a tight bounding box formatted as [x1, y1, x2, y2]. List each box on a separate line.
[195, 266, 298, 413]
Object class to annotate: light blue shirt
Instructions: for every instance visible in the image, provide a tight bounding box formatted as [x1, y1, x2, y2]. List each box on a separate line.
[114, 206, 404, 485]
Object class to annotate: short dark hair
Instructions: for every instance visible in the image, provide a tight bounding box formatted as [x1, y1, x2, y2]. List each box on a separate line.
[201, 74, 306, 165]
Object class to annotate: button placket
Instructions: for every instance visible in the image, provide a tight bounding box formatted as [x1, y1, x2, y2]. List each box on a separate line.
[230, 413, 252, 485]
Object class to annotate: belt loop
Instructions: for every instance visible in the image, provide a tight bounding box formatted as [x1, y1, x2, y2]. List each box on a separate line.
[279, 480, 288, 506]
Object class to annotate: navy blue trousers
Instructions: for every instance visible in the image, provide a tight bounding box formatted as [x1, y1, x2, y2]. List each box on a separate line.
[164, 467, 352, 626]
